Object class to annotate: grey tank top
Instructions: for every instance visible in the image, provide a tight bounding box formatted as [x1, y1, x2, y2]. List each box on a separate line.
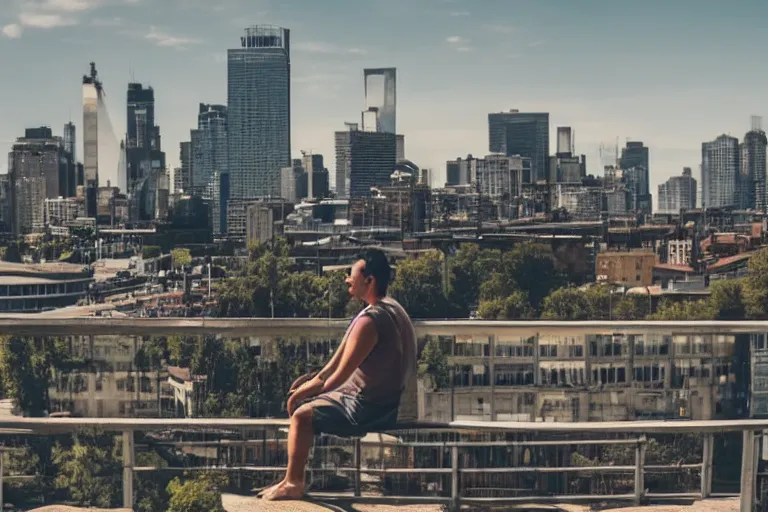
[330, 297, 417, 416]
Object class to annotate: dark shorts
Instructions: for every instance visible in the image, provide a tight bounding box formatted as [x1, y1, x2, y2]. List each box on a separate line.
[306, 393, 399, 438]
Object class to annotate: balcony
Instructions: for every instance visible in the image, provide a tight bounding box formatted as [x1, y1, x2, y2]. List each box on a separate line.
[0, 318, 764, 510]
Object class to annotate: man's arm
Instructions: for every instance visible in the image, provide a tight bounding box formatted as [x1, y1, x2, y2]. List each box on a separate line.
[320, 315, 377, 393]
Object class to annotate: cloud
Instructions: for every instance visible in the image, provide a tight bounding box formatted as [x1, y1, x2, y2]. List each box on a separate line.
[19, 12, 77, 28]
[143, 26, 201, 48]
[35, 0, 104, 12]
[90, 16, 121, 26]
[445, 35, 472, 51]
[449, 11, 469, 16]
[484, 23, 516, 34]
[445, 35, 469, 44]
[4, 0, 138, 36]
[294, 41, 368, 55]
[527, 40, 545, 47]
[1, 23, 23, 38]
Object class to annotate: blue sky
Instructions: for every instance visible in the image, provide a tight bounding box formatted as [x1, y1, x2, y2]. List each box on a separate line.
[1, 0, 767, 199]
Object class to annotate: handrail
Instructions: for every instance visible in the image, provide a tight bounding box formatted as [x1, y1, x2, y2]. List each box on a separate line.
[0, 416, 767, 434]
[0, 317, 765, 335]
[0, 417, 757, 511]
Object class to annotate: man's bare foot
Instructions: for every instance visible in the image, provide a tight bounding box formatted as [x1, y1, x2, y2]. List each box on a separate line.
[256, 480, 283, 498]
[262, 480, 305, 501]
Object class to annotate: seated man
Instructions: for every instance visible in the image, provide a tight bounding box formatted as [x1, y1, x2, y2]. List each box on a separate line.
[260, 248, 417, 501]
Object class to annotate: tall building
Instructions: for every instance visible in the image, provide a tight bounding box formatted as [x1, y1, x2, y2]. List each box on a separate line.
[175, 142, 192, 194]
[363, 68, 396, 134]
[301, 151, 328, 199]
[488, 110, 549, 183]
[556, 127, 573, 157]
[702, 135, 739, 209]
[658, 167, 697, 214]
[8, 127, 75, 234]
[227, 25, 291, 199]
[63, 122, 76, 161]
[619, 141, 651, 214]
[335, 124, 397, 198]
[740, 119, 767, 212]
[192, 104, 228, 195]
[82, 62, 101, 216]
[125, 83, 166, 196]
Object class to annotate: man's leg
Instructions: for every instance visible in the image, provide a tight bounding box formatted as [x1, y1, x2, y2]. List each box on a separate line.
[262, 403, 314, 500]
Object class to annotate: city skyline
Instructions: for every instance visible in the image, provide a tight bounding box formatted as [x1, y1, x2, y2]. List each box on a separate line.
[1, 0, 767, 198]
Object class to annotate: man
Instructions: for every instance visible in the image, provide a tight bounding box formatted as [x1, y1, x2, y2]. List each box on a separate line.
[260, 248, 417, 501]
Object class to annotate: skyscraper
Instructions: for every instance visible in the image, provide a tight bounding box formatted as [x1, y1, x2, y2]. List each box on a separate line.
[126, 83, 165, 196]
[9, 127, 74, 234]
[702, 135, 739, 209]
[63, 122, 76, 161]
[227, 25, 291, 199]
[740, 120, 767, 212]
[488, 110, 549, 183]
[82, 62, 101, 217]
[363, 68, 396, 134]
[192, 104, 228, 194]
[658, 167, 697, 213]
[335, 124, 396, 198]
[620, 141, 651, 214]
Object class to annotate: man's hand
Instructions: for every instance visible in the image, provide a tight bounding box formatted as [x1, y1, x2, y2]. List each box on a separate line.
[287, 376, 324, 416]
[289, 373, 315, 393]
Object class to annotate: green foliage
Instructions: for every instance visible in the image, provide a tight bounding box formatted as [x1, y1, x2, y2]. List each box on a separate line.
[418, 338, 450, 390]
[743, 248, 768, 319]
[390, 250, 451, 318]
[171, 247, 192, 268]
[477, 290, 535, 320]
[135, 451, 170, 512]
[166, 472, 228, 512]
[0, 336, 70, 416]
[650, 299, 716, 320]
[51, 431, 121, 508]
[141, 245, 162, 259]
[2, 241, 23, 262]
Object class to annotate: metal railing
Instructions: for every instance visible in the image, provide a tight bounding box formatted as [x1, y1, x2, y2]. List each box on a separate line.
[0, 417, 760, 511]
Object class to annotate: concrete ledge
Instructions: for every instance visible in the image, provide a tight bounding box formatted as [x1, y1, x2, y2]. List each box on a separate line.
[222, 493, 336, 511]
[28, 507, 132, 512]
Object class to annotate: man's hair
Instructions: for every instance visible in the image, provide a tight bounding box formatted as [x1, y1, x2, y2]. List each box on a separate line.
[357, 248, 392, 297]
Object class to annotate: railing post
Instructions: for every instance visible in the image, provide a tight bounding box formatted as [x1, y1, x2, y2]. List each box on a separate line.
[451, 445, 460, 511]
[634, 436, 646, 506]
[353, 438, 361, 497]
[0, 448, 4, 512]
[700, 433, 714, 499]
[122, 430, 134, 510]
[740, 430, 758, 512]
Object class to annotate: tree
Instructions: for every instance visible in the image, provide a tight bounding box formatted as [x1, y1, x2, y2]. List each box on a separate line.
[142, 246, 162, 259]
[650, 299, 716, 320]
[171, 248, 192, 269]
[541, 286, 608, 320]
[0, 336, 68, 416]
[52, 431, 121, 508]
[390, 250, 451, 318]
[743, 249, 768, 318]
[167, 472, 228, 512]
[418, 338, 450, 390]
[709, 279, 746, 320]
[477, 290, 535, 320]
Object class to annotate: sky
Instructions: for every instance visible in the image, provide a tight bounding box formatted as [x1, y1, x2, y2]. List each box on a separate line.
[1, 0, 767, 202]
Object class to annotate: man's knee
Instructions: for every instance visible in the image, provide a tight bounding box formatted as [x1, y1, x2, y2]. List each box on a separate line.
[291, 403, 314, 429]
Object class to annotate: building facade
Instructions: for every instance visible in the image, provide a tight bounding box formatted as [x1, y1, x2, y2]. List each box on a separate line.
[702, 135, 739, 209]
[488, 110, 549, 183]
[335, 126, 397, 198]
[227, 25, 291, 200]
[658, 167, 697, 213]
